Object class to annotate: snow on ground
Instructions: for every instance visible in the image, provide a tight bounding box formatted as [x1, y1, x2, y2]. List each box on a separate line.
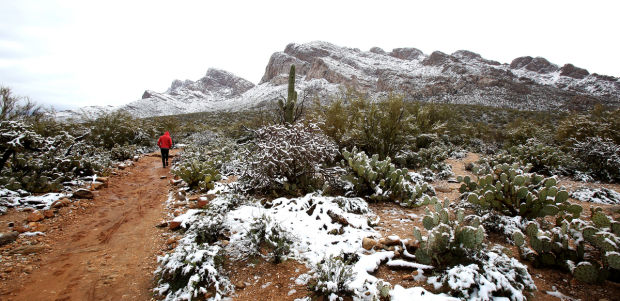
[0, 189, 68, 211]
[571, 186, 620, 205]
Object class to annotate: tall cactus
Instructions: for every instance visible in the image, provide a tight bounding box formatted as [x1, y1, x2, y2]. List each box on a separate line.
[279, 65, 298, 124]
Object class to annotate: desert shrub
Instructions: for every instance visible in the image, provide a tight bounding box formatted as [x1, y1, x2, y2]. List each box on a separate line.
[308, 253, 355, 298]
[556, 106, 620, 145]
[109, 144, 137, 161]
[0, 86, 41, 121]
[341, 147, 431, 206]
[86, 111, 156, 149]
[240, 122, 338, 194]
[312, 92, 414, 159]
[572, 137, 620, 182]
[246, 214, 292, 263]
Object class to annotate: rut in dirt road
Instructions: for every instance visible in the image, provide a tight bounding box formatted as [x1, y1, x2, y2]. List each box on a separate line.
[2, 153, 173, 301]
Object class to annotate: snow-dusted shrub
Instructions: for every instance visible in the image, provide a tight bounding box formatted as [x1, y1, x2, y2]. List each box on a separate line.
[86, 111, 156, 149]
[109, 143, 137, 161]
[342, 147, 431, 206]
[155, 243, 231, 301]
[155, 194, 244, 300]
[246, 214, 293, 263]
[572, 137, 620, 182]
[434, 250, 536, 301]
[308, 253, 355, 298]
[240, 122, 339, 194]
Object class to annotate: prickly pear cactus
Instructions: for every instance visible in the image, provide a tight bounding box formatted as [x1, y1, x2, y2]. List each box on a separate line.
[518, 210, 620, 283]
[342, 147, 431, 206]
[458, 166, 580, 220]
[172, 159, 221, 191]
[412, 197, 485, 267]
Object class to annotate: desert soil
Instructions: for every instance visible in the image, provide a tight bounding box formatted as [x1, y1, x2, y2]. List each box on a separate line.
[0, 151, 176, 301]
[1, 151, 619, 301]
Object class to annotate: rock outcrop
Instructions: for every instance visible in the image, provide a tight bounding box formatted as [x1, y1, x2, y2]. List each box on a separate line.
[57, 41, 620, 119]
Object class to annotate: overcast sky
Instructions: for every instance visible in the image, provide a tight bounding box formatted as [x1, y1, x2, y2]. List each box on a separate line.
[1, 0, 619, 110]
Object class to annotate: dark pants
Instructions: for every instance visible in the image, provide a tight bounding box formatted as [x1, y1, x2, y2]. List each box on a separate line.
[160, 148, 169, 167]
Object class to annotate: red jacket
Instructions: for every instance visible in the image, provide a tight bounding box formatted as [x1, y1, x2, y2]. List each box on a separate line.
[157, 132, 172, 149]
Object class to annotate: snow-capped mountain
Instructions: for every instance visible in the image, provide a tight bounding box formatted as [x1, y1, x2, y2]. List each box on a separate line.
[56, 41, 620, 119]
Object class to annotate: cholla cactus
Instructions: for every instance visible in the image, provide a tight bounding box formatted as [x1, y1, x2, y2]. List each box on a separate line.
[458, 165, 581, 220]
[342, 147, 430, 206]
[412, 197, 485, 267]
[516, 209, 620, 283]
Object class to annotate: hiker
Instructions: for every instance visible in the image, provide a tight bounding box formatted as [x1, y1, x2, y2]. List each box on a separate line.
[157, 131, 172, 168]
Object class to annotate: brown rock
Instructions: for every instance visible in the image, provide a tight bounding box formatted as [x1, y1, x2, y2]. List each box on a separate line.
[9, 245, 46, 255]
[72, 188, 94, 199]
[205, 194, 217, 201]
[168, 221, 181, 230]
[384, 236, 401, 246]
[156, 221, 168, 228]
[0, 232, 19, 246]
[27, 210, 45, 222]
[14, 225, 29, 233]
[235, 281, 246, 289]
[97, 177, 109, 183]
[52, 198, 71, 208]
[90, 182, 106, 190]
[435, 185, 452, 193]
[406, 239, 420, 249]
[42, 210, 54, 218]
[196, 200, 208, 208]
[166, 237, 179, 245]
[362, 237, 377, 250]
[403, 274, 414, 281]
[188, 196, 200, 202]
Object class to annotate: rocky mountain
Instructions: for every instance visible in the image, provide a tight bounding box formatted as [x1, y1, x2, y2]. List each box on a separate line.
[258, 42, 619, 111]
[56, 41, 620, 119]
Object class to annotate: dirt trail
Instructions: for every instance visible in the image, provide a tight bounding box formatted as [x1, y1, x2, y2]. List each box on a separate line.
[0, 152, 174, 301]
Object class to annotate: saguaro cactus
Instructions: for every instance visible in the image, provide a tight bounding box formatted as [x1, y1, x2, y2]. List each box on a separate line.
[278, 65, 298, 124]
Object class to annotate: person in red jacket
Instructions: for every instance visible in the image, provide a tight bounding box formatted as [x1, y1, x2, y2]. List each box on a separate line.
[157, 131, 173, 168]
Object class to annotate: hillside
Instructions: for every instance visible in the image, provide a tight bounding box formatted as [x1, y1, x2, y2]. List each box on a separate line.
[56, 41, 620, 119]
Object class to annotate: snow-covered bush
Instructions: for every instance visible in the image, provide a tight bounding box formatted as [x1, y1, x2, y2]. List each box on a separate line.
[572, 137, 620, 182]
[308, 253, 355, 298]
[240, 122, 339, 194]
[109, 143, 137, 161]
[342, 147, 431, 206]
[434, 250, 536, 301]
[155, 243, 231, 301]
[155, 194, 244, 300]
[571, 186, 620, 205]
[246, 214, 293, 263]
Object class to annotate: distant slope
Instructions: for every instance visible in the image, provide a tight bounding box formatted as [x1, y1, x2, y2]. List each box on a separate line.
[55, 41, 620, 119]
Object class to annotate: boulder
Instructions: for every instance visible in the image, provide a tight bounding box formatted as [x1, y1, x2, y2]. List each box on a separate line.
[168, 221, 181, 230]
[72, 189, 94, 199]
[0, 232, 19, 246]
[362, 237, 378, 250]
[27, 210, 44, 222]
[42, 210, 55, 218]
[560, 64, 589, 79]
